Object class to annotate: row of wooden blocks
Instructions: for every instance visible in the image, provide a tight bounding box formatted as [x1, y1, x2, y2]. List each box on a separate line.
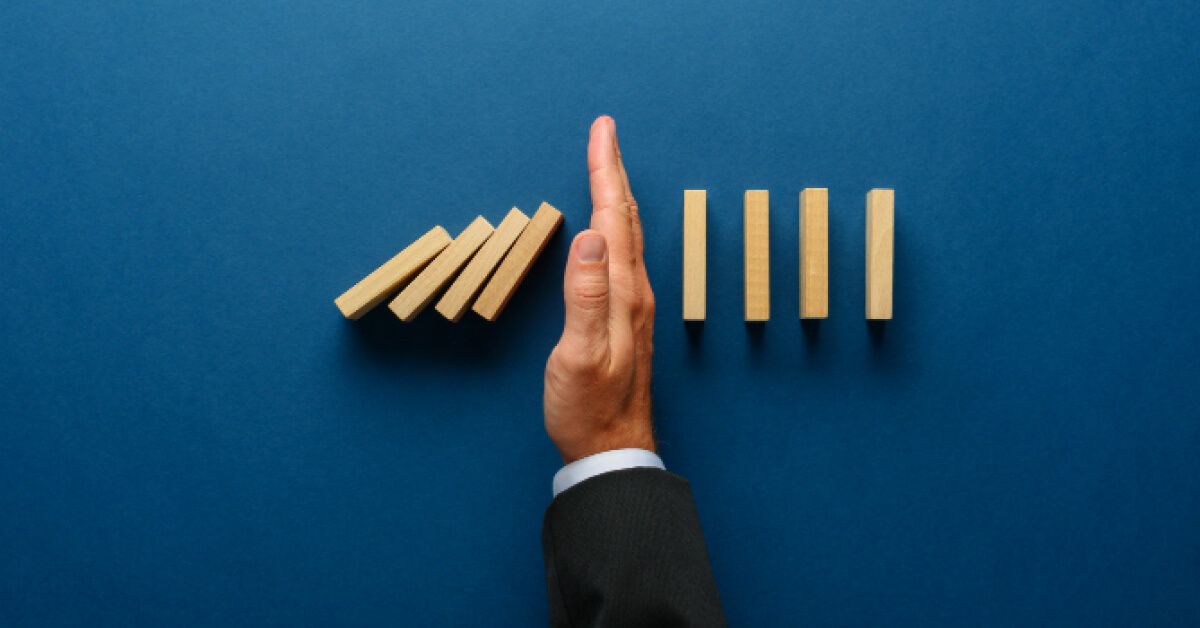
[334, 202, 564, 322]
[683, 188, 894, 321]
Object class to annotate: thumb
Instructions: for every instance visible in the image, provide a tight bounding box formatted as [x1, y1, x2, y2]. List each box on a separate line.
[561, 230, 610, 359]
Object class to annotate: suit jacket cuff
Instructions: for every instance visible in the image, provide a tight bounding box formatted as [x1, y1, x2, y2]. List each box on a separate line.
[552, 448, 665, 497]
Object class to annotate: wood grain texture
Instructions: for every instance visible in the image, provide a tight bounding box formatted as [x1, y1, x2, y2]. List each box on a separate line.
[434, 207, 531, 322]
[333, 226, 452, 319]
[388, 216, 494, 322]
[472, 201, 563, 321]
[683, 190, 707, 321]
[866, 189, 894, 320]
[800, 188, 829, 319]
[744, 190, 770, 321]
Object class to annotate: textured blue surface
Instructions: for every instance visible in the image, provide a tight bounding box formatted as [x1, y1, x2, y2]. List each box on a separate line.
[3, 1, 1199, 626]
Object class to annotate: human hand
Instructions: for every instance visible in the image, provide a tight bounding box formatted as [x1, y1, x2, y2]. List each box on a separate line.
[543, 116, 656, 463]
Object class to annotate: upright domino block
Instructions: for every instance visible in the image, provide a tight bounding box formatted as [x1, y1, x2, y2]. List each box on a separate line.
[334, 226, 452, 319]
[472, 202, 563, 321]
[800, 188, 829, 319]
[866, 189, 894, 320]
[434, 208, 531, 322]
[682, 190, 706, 321]
[744, 190, 770, 321]
[388, 216, 494, 322]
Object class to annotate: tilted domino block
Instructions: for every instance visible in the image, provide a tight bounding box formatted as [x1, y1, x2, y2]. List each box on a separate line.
[334, 226, 451, 319]
[435, 208, 531, 322]
[472, 202, 563, 321]
[389, 216, 494, 322]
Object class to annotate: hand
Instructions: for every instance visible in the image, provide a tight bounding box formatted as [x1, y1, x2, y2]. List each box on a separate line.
[543, 116, 656, 463]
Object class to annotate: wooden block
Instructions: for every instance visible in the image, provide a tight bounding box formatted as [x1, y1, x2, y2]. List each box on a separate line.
[800, 188, 829, 319]
[744, 190, 770, 321]
[334, 226, 452, 319]
[434, 208, 531, 322]
[866, 189, 894, 320]
[388, 216, 494, 322]
[682, 190, 707, 321]
[472, 201, 563, 321]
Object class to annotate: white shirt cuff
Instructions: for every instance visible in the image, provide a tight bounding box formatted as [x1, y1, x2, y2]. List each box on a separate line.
[552, 448, 665, 497]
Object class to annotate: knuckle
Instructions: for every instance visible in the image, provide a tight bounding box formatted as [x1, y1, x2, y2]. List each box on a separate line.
[589, 161, 617, 176]
[570, 277, 609, 305]
[629, 297, 644, 318]
[555, 345, 608, 378]
[595, 199, 629, 218]
[544, 353, 566, 386]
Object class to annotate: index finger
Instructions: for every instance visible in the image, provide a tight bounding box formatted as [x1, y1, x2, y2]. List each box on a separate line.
[587, 116, 636, 282]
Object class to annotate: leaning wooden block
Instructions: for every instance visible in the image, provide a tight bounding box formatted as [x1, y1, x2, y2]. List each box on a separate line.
[744, 190, 770, 321]
[388, 216, 494, 322]
[334, 226, 452, 319]
[434, 208, 531, 322]
[472, 202, 563, 321]
[800, 188, 829, 319]
[683, 190, 707, 321]
[866, 189, 894, 320]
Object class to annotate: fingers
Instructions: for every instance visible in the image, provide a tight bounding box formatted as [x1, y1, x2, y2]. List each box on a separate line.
[588, 117, 637, 287]
[560, 230, 611, 363]
[612, 131, 645, 262]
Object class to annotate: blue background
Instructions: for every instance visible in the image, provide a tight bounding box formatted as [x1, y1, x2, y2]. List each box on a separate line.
[2, 1, 1198, 625]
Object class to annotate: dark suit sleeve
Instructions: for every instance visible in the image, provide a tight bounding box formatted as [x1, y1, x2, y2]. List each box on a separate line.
[541, 467, 726, 627]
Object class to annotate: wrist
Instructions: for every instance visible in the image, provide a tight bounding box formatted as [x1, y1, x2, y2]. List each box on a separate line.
[557, 428, 655, 464]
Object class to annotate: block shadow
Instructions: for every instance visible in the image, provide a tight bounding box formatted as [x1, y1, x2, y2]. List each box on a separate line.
[867, 319, 887, 349]
[684, 320, 704, 350]
[801, 318, 821, 344]
[745, 321, 766, 357]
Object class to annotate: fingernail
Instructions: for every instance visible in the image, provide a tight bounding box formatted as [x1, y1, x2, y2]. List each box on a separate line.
[577, 233, 607, 262]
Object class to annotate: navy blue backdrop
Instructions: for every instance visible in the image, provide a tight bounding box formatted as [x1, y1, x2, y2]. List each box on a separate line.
[2, 1, 1198, 626]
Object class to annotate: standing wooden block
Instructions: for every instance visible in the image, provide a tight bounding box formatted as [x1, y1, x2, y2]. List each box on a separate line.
[682, 190, 707, 321]
[334, 226, 452, 319]
[434, 208, 531, 322]
[744, 190, 770, 321]
[866, 189, 894, 320]
[472, 202, 564, 321]
[388, 216, 494, 322]
[800, 188, 829, 319]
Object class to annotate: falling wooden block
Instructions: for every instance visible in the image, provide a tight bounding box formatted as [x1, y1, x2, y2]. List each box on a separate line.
[434, 208, 531, 322]
[866, 189, 894, 320]
[744, 190, 770, 321]
[334, 226, 452, 319]
[683, 190, 707, 321]
[472, 201, 563, 321]
[800, 188, 829, 319]
[388, 216, 494, 322]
